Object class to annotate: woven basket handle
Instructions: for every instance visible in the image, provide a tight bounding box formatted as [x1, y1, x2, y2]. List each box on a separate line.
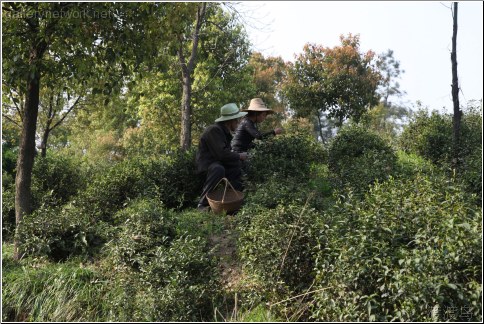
[213, 177, 242, 203]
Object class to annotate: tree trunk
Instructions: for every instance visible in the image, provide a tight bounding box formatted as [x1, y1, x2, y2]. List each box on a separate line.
[179, 3, 206, 151]
[13, 35, 47, 260]
[14, 70, 41, 260]
[180, 74, 192, 150]
[451, 2, 461, 169]
[40, 127, 50, 158]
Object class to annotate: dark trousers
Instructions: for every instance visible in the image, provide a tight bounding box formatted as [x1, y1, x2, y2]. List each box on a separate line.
[198, 162, 243, 207]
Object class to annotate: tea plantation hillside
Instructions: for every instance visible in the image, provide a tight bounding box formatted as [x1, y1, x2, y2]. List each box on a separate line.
[2, 121, 482, 322]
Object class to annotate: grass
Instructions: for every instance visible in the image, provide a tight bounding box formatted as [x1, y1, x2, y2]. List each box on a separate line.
[1, 251, 114, 322]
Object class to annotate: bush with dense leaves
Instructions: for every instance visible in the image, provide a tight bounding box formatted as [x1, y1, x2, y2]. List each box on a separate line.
[399, 108, 482, 199]
[144, 149, 202, 209]
[104, 198, 219, 321]
[246, 134, 325, 183]
[399, 110, 453, 164]
[109, 198, 177, 269]
[16, 203, 111, 261]
[238, 203, 324, 293]
[310, 175, 482, 321]
[327, 125, 397, 194]
[243, 176, 326, 211]
[79, 149, 201, 223]
[31, 152, 85, 208]
[3, 152, 85, 241]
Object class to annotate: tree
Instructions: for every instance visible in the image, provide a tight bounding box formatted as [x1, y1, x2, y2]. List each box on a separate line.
[122, 3, 254, 155]
[2, 2, 165, 259]
[451, 2, 461, 169]
[376, 49, 406, 108]
[248, 52, 287, 111]
[283, 34, 382, 140]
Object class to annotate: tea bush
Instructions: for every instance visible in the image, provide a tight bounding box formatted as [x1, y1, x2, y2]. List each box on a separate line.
[2, 152, 85, 241]
[2, 186, 16, 241]
[399, 108, 482, 199]
[399, 110, 453, 164]
[31, 152, 85, 209]
[238, 203, 325, 293]
[247, 134, 325, 183]
[310, 175, 482, 321]
[109, 198, 177, 270]
[144, 149, 202, 209]
[327, 125, 397, 195]
[16, 203, 111, 261]
[244, 176, 326, 211]
[80, 149, 201, 223]
[104, 199, 219, 321]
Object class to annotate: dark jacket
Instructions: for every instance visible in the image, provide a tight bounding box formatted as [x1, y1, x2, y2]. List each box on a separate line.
[232, 116, 275, 152]
[196, 122, 240, 173]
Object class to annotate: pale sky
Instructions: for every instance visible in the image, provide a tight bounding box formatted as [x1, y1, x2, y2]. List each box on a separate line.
[238, 1, 483, 112]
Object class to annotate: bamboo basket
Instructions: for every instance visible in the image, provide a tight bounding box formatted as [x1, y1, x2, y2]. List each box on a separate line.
[206, 178, 244, 214]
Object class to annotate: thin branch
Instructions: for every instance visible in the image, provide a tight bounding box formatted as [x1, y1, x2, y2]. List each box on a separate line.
[2, 113, 22, 128]
[268, 286, 333, 307]
[50, 95, 82, 131]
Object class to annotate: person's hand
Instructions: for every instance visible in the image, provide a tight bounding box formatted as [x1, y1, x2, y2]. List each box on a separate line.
[274, 127, 284, 135]
[239, 152, 248, 161]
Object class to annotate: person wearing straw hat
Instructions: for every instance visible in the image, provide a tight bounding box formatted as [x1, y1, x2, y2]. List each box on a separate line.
[196, 103, 248, 211]
[232, 98, 283, 153]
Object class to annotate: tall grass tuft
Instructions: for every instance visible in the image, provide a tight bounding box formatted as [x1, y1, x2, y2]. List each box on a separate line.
[2, 258, 115, 322]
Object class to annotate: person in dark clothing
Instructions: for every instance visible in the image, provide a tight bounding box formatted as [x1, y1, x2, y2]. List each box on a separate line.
[196, 103, 248, 211]
[232, 98, 283, 153]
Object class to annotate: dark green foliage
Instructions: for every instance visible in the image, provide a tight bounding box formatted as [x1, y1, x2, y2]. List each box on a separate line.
[328, 125, 397, 194]
[238, 204, 324, 293]
[79, 149, 201, 224]
[247, 134, 325, 183]
[31, 153, 85, 209]
[399, 108, 482, 199]
[79, 157, 147, 222]
[136, 236, 220, 321]
[2, 186, 16, 241]
[16, 203, 111, 261]
[399, 110, 453, 164]
[311, 175, 482, 321]
[109, 198, 177, 269]
[145, 149, 202, 209]
[105, 199, 220, 322]
[1, 145, 17, 178]
[244, 176, 326, 211]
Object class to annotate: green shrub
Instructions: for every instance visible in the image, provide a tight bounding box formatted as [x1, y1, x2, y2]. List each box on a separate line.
[144, 149, 202, 209]
[395, 150, 435, 179]
[31, 152, 85, 209]
[327, 125, 397, 194]
[399, 110, 453, 164]
[399, 108, 482, 199]
[16, 203, 111, 261]
[238, 204, 324, 293]
[79, 149, 201, 224]
[109, 198, 177, 270]
[78, 157, 147, 222]
[2, 186, 15, 241]
[244, 176, 326, 211]
[137, 235, 220, 321]
[104, 199, 219, 321]
[1, 145, 17, 178]
[311, 175, 482, 321]
[247, 134, 325, 183]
